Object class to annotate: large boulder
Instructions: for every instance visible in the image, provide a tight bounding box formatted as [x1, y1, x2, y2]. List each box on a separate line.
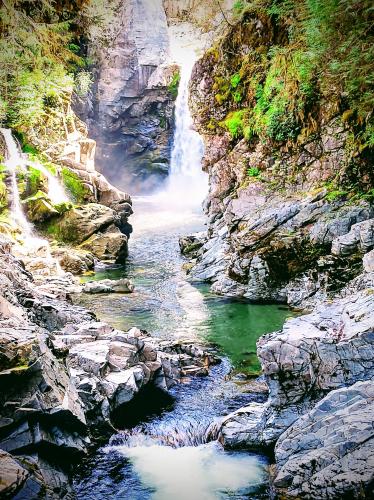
[47, 203, 116, 244]
[51, 246, 96, 274]
[82, 278, 134, 294]
[79, 225, 128, 262]
[274, 380, 374, 499]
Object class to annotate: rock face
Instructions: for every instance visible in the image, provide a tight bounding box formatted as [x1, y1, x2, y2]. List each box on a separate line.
[208, 271, 374, 497]
[187, 7, 374, 311]
[81, 0, 177, 193]
[273, 380, 374, 499]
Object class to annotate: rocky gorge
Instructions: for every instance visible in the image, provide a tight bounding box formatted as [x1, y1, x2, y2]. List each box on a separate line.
[0, 0, 374, 499]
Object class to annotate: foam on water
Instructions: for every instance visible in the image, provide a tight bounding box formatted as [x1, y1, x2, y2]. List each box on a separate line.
[108, 441, 265, 500]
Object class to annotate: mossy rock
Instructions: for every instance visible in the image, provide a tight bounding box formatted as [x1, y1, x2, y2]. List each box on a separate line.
[61, 167, 93, 203]
[43, 203, 115, 244]
[23, 190, 59, 223]
[23, 166, 48, 199]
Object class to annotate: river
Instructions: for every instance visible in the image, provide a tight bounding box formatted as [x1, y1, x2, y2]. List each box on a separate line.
[72, 199, 293, 499]
[73, 48, 293, 499]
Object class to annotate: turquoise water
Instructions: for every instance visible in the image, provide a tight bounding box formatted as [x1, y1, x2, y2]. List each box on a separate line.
[73, 199, 294, 499]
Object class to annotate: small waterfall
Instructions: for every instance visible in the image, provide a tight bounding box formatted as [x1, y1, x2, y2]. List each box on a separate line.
[28, 161, 69, 205]
[1, 128, 33, 235]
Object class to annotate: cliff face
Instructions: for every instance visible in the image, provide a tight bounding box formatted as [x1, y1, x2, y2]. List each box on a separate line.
[189, 4, 374, 309]
[80, 0, 177, 193]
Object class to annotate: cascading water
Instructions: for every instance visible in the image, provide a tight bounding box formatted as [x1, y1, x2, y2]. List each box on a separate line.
[1, 128, 69, 234]
[1, 128, 33, 235]
[151, 30, 208, 210]
[165, 58, 208, 206]
[28, 160, 69, 205]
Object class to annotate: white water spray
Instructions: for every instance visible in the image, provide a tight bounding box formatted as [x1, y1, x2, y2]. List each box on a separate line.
[1, 128, 33, 235]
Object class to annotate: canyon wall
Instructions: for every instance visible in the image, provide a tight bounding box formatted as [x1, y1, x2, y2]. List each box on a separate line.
[78, 0, 236, 193]
[188, 5, 374, 310]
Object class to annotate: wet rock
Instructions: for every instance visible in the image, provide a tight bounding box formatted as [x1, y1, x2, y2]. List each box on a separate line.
[24, 191, 59, 223]
[79, 225, 128, 263]
[179, 232, 206, 258]
[51, 247, 95, 275]
[274, 380, 374, 498]
[82, 278, 134, 294]
[215, 402, 267, 449]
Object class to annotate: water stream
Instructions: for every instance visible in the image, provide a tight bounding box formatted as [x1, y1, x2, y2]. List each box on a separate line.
[1, 128, 33, 235]
[73, 59, 294, 499]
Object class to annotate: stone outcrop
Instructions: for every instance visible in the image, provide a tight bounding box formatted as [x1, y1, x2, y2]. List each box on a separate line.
[81, 0, 177, 193]
[273, 380, 374, 498]
[0, 236, 219, 495]
[46, 204, 130, 264]
[207, 268, 374, 497]
[188, 11, 374, 310]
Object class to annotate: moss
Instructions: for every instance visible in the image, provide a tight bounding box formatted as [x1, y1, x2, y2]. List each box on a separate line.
[168, 70, 181, 99]
[61, 167, 89, 203]
[230, 73, 241, 88]
[247, 167, 260, 177]
[221, 110, 248, 139]
[0, 164, 8, 210]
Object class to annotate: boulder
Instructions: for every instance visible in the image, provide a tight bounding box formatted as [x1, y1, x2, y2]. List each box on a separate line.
[24, 191, 59, 223]
[51, 246, 95, 274]
[48, 203, 116, 244]
[79, 225, 128, 263]
[274, 380, 374, 498]
[82, 278, 134, 294]
[179, 232, 206, 257]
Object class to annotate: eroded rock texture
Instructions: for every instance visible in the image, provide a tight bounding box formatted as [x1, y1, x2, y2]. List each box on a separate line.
[82, 0, 177, 192]
[0, 237, 219, 497]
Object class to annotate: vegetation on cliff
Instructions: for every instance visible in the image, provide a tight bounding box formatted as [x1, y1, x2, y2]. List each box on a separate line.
[194, 0, 373, 195]
[0, 0, 118, 147]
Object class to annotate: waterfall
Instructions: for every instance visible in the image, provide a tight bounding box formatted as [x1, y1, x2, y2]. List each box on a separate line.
[1, 128, 33, 235]
[28, 161, 69, 205]
[152, 34, 208, 209]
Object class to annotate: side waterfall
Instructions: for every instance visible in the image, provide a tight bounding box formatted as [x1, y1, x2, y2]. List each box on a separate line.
[28, 161, 69, 205]
[1, 128, 69, 235]
[1, 128, 33, 235]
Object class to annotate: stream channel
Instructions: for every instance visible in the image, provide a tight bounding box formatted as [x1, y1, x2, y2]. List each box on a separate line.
[72, 198, 294, 500]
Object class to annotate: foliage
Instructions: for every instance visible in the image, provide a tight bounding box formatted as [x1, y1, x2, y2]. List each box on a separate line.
[0, 1, 86, 133]
[221, 111, 247, 139]
[168, 71, 181, 99]
[211, 0, 374, 150]
[247, 166, 260, 177]
[74, 70, 93, 97]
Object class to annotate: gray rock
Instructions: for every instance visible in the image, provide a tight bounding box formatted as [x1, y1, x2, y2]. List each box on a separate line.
[82, 278, 134, 294]
[274, 380, 374, 498]
[363, 249, 374, 272]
